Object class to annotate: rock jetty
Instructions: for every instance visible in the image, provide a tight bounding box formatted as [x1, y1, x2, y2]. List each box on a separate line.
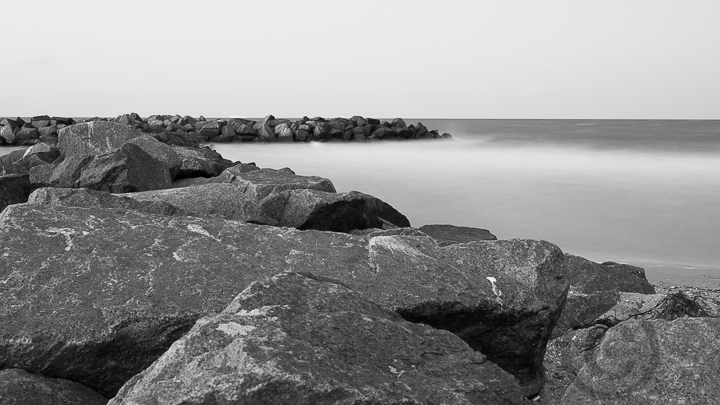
[0, 119, 716, 404]
[0, 113, 453, 147]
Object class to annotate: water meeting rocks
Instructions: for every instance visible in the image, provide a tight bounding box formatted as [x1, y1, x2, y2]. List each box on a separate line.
[0, 369, 108, 405]
[108, 272, 531, 405]
[0, 203, 568, 396]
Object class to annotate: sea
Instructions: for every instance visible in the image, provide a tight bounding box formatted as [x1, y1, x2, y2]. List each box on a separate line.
[3, 119, 719, 288]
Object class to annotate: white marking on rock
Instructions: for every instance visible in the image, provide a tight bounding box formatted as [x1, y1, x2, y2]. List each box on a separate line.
[486, 276, 503, 305]
[216, 322, 256, 337]
[369, 236, 426, 258]
[46, 227, 75, 251]
[187, 224, 221, 242]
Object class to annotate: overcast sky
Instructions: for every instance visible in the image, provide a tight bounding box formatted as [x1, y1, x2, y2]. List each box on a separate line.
[2, 0, 718, 119]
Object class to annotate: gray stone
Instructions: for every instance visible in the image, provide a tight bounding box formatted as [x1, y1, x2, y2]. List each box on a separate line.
[126, 135, 183, 179]
[552, 254, 656, 338]
[255, 115, 276, 142]
[1, 124, 17, 144]
[57, 121, 142, 158]
[274, 123, 294, 142]
[0, 204, 568, 396]
[211, 167, 336, 200]
[109, 272, 531, 405]
[28, 187, 189, 217]
[0, 369, 108, 405]
[419, 224, 497, 246]
[171, 146, 234, 178]
[0, 174, 31, 212]
[126, 183, 255, 220]
[561, 318, 720, 405]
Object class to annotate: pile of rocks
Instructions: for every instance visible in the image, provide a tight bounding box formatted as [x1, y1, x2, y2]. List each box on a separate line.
[0, 113, 453, 146]
[1, 119, 717, 404]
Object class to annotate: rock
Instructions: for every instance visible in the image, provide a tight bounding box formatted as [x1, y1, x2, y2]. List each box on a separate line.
[211, 167, 336, 200]
[28, 187, 188, 217]
[125, 183, 255, 220]
[31, 115, 52, 127]
[0, 149, 25, 174]
[0, 204, 567, 396]
[295, 129, 309, 142]
[125, 135, 183, 179]
[0, 144, 59, 176]
[255, 189, 411, 231]
[58, 121, 142, 158]
[235, 123, 256, 136]
[552, 254, 656, 338]
[255, 115, 276, 142]
[274, 123, 294, 142]
[0, 174, 31, 212]
[0, 123, 17, 144]
[312, 121, 332, 140]
[0, 369, 108, 405]
[109, 272, 531, 405]
[199, 121, 220, 140]
[560, 318, 720, 404]
[391, 117, 407, 128]
[29, 164, 56, 188]
[419, 224, 498, 246]
[171, 146, 234, 178]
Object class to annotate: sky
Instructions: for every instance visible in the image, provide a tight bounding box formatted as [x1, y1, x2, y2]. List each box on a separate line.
[1, 0, 719, 119]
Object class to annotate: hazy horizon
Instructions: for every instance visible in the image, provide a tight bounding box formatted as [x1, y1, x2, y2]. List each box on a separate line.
[2, 1, 719, 119]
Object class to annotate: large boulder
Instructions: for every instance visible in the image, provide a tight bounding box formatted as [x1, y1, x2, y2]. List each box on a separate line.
[46, 143, 172, 193]
[560, 318, 720, 404]
[0, 174, 31, 212]
[419, 224, 497, 246]
[0, 369, 108, 405]
[0, 204, 568, 396]
[552, 254, 656, 338]
[125, 135, 183, 179]
[255, 188, 410, 231]
[57, 121, 142, 158]
[109, 272, 531, 405]
[0, 144, 61, 176]
[210, 167, 336, 199]
[28, 187, 188, 217]
[171, 146, 234, 178]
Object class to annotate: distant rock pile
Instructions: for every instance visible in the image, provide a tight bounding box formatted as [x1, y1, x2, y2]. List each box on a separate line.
[0, 113, 453, 146]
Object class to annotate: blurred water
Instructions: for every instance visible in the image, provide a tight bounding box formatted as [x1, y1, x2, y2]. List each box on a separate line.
[3, 120, 720, 286]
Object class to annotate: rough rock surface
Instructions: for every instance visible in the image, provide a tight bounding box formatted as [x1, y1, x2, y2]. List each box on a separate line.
[256, 188, 410, 231]
[170, 146, 234, 178]
[560, 318, 720, 404]
[419, 224, 498, 246]
[0, 174, 31, 212]
[109, 272, 531, 405]
[28, 187, 188, 216]
[125, 135, 183, 179]
[46, 143, 171, 193]
[552, 254, 655, 338]
[126, 183, 255, 220]
[0, 368, 108, 405]
[212, 167, 336, 199]
[0, 204, 568, 396]
[58, 121, 141, 157]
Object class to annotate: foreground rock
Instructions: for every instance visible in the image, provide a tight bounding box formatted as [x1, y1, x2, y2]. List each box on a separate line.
[419, 224, 497, 246]
[0, 204, 568, 396]
[109, 272, 531, 405]
[58, 121, 142, 157]
[560, 318, 720, 404]
[0, 369, 108, 405]
[0, 174, 31, 212]
[552, 254, 655, 338]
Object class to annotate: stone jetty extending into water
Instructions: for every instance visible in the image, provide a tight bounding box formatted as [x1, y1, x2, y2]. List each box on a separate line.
[0, 113, 452, 147]
[1, 119, 719, 404]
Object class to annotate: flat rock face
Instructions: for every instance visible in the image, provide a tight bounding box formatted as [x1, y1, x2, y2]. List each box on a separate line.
[109, 273, 531, 405]
[127, 183, 255, 220]
[0, 204, 568, 396]
[125, 135, 183, 179]
[419, 224, 497, 246]
[561, 318, 720, 405]
[58, 121, 142, 158]
[0, 369, 108, 405]
[214, 167, 337, 199]
[552, 254, 656, 338]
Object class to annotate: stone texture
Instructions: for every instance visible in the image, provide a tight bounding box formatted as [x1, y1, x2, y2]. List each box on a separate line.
[126, 135, 183, 179]
[0, 204, 568, 396]
[419, 224, 498, 246]
[552, 254, 655, 338]
[126, 183, 256, 220]
[560, 318, 720, 405]
[70, 143, 171, 193]
[57, 121, 142, 158]
[28, 187, 189, 217]
[0, 174, 31, 212]
[170, 146, 234, 178]
[256, 188, 410, 231]
[210, 167, 336, 200]
[0, 368, 108, 405]
[109, 272, 531, 405]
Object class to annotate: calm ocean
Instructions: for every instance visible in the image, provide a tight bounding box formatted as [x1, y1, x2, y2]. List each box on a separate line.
[3, 119, 719, 287]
